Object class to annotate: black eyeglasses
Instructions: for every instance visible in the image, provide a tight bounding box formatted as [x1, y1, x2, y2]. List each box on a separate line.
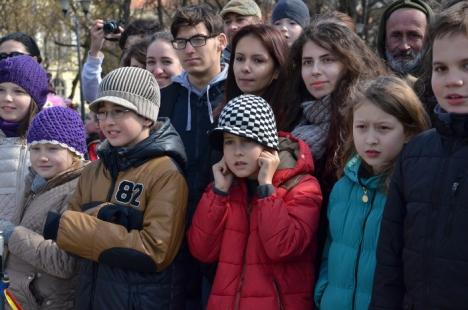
[171, 34, 219, 50]
[0, 51, 26, 61]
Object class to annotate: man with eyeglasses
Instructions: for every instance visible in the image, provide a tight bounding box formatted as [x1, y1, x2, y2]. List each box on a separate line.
[159, 4, 228, 310]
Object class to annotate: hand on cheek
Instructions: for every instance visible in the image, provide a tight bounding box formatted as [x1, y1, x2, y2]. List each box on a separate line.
[257, 150, 280, 185]
[212, 157, 233, 192]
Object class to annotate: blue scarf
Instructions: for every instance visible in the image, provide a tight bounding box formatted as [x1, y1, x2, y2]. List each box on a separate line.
[0, 119, 20, 137]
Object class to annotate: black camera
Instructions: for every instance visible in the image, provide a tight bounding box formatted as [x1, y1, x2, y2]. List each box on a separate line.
[103, 20, 120, 34]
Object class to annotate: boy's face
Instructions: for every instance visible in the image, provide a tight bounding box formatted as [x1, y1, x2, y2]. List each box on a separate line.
[30, 143, 74, 180]
[432, 33, 468, 114]
[174, 23, 226, 80]
[96, 101, 151, 148]
[223, 13, 258, 44]
[223, 132, 263, 178]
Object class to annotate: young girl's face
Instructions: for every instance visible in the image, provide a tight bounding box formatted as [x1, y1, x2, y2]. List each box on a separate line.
[223, 132, 263, 178]
[85, 111, 100, 135]
[431, 33, 468, 114]
[273, 18, 303, 47]
[146, 40, 183, 88]
[30, 143, 74, 180]
[353, 99, 406, 174]
[234, 35, 278, 96]
[0, 82, 32, 122]
[301, 40, 345, 99]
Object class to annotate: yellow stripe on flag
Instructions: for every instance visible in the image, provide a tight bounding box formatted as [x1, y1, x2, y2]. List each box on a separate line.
[4, 289, 22, 310]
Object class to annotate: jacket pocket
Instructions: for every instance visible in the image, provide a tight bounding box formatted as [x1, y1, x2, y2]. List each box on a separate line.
[17, 273, 41, 308]
[272, 278, 284, 310]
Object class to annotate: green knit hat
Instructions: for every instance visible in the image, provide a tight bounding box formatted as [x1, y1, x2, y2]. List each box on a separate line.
[377, 0, 434, 60]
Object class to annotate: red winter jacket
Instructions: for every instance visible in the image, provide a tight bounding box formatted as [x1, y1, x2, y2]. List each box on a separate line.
[188, 132, 322, 310]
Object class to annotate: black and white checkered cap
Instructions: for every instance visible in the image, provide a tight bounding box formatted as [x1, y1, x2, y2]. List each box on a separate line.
[211, 94, 279, 150]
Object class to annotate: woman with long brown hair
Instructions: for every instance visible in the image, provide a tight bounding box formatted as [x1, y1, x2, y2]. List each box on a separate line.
[223, 24, 289, 106]
[275, 20, 388, 198]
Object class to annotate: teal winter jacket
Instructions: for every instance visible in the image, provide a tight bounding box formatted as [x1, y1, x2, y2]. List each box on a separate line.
[314, 156, 386, 310]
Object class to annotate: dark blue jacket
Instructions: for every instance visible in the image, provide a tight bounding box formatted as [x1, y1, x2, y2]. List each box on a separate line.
[371, 107, 468, 309]
[159, 68, 227, 219]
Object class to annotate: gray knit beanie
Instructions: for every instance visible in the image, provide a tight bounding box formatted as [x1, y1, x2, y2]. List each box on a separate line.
[89, 67, 160, 123]
[272, 0, 310, 28]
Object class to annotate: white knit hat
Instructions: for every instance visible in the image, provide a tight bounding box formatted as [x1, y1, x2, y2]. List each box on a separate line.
[89, 67, 160, 122]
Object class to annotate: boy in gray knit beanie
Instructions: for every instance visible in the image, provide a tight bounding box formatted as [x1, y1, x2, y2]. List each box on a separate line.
[272, 0, 310, 47]
[43, 66, 189, 308]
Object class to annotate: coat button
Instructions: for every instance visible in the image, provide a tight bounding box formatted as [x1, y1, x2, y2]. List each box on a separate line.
[27, 275, 33, 280]
[45, 300, 51, 306]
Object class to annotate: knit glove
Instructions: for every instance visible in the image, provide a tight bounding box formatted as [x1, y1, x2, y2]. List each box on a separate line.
[97, 204, 144, 231]
[0, 219, 15, 243]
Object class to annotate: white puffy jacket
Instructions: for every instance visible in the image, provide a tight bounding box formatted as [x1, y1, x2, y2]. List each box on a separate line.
[0, 130, 29, 222]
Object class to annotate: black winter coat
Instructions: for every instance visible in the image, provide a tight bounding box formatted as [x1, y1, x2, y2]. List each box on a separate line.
[371, 109, 468, 310]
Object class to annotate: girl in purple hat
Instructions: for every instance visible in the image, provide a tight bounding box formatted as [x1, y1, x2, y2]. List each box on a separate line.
[0, 55, 49, 223]
[0, 106, 87, 309]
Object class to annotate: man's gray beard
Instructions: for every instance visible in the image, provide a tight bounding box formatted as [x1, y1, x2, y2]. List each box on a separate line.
[385, 50, 423, 75]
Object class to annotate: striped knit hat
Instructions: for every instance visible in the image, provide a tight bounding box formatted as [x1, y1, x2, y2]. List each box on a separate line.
[89, 67, 160, 123]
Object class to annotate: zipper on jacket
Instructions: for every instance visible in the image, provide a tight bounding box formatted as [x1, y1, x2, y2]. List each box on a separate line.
[272, 278, 285, 310]
[424, 157, 449, 307]
[351, 186, 374, 310]
[444, 177, 462, 237]
[233, 201, 251, 310]
[89, 262, 98, 309]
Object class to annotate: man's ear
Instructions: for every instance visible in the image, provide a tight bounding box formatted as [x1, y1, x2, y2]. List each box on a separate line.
[217, 33, 228, 52]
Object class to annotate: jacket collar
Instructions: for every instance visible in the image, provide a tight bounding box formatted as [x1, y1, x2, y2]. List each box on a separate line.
[343, 156, 381, 189]
[172, 64, 229, 96]
[97, 118, 187, 178]
[434, 105, 468, 139]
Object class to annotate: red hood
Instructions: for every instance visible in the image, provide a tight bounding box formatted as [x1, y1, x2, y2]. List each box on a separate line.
[272, 131, 315, 187]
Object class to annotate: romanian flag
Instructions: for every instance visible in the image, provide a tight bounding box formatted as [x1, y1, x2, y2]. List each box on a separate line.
[4, 289, 22, 310]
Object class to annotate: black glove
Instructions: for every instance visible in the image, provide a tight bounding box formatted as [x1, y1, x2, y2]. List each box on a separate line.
[97, 204, 144, 231]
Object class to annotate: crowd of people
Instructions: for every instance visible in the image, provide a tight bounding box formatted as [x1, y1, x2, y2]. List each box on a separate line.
[0, 0, 467, 309]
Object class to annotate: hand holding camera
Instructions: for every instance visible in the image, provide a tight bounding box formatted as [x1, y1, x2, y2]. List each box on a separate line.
[89, 19, 123, 57]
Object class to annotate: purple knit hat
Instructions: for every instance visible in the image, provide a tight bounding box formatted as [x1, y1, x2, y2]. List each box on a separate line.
[0, 55, 49, 109]
[27, 107, 87, 158]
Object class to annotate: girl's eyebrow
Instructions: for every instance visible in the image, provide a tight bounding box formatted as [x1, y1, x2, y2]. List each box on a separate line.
[433, 58, 468, 65]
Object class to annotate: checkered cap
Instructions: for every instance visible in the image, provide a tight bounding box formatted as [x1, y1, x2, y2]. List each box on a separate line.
[211, 94, 279, 150]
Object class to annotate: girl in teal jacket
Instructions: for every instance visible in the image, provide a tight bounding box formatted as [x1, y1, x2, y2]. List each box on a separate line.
[314, 76, 429, 309]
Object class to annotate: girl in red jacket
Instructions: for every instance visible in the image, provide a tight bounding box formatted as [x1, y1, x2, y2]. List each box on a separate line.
[188, 94, 322, 310]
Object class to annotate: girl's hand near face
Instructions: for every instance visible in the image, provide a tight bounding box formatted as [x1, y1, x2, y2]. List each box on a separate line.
[213, 157, 233, 193]
[257, 150, 280, 185]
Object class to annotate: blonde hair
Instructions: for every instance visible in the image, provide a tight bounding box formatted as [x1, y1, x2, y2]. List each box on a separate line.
[341, 76, 430, 188]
